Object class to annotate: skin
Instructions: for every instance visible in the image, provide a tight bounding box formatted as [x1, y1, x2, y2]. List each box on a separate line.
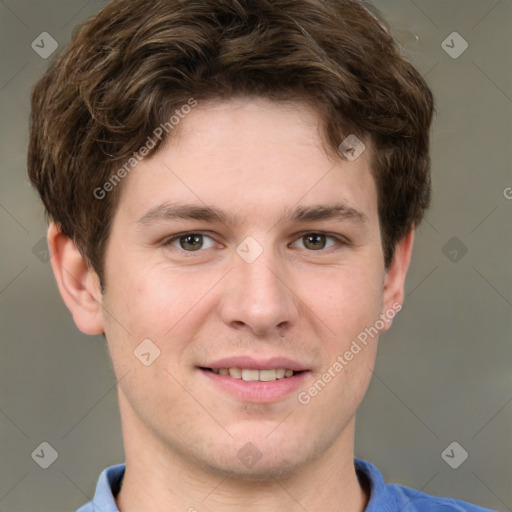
[49, 97, 414, 512]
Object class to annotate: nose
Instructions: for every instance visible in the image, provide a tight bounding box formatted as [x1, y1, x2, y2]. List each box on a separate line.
[219, 249, 300, 337]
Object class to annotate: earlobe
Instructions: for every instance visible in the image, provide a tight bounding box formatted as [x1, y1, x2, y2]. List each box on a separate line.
[47, 223, 105, 335]
[380, 230, 415, 331]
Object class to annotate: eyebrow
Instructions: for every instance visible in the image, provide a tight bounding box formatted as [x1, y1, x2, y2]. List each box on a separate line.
[134, 201, 368, 228]
[135, 202, 234, 227]
[292, 203, 367, 224]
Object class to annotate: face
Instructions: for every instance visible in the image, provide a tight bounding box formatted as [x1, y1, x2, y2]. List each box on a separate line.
[94, 98, 403, 479]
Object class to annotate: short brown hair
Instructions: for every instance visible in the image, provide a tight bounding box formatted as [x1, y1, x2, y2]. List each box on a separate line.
[28, 0, 434, 288]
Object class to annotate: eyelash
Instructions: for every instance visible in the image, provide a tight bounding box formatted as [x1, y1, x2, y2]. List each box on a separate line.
[162, 231, 349, 254]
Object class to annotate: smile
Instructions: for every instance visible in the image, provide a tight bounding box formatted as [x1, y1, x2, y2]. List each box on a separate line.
[202, 367, 301, 381]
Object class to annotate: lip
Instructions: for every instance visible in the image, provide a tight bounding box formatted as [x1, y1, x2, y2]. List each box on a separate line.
[199, 367, 310, 403]
[197, 356, 311, 404]
[200, 356, 310, 372]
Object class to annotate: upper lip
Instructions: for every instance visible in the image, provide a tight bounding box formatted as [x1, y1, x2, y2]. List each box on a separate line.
[199, 356, 310, 372]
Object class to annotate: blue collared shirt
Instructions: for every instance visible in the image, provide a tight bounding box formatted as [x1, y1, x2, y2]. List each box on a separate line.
[75, 458, 498, 511]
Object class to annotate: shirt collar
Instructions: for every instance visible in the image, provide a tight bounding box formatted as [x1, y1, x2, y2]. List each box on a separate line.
[88, 463, 124, 511]
[355, 458, 395, 512]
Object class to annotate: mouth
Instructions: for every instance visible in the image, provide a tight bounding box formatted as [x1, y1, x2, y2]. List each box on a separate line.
[200, 367, 303, 382]
[196, 358, 311, 403]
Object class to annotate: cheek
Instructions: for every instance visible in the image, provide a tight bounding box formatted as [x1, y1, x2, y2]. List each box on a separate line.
[309, 264, 384, 338]
[103, 259, 226, 355]
[105, 257, 183, 334]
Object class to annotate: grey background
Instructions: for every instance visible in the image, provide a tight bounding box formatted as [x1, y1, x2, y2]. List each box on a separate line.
[0, 0, 511, 511]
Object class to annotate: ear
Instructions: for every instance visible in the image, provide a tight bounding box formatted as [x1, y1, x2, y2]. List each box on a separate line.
[47, 223, 105, 335]
[380, 229, 415, 333]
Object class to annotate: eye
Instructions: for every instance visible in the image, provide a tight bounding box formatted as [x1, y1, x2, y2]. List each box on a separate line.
[165, 232, 217, 252]
[291, 232, 343, 251]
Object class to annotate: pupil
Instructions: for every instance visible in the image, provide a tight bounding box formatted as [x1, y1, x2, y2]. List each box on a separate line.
[305, 233, 325, 250]
[181, 234, 202, 251]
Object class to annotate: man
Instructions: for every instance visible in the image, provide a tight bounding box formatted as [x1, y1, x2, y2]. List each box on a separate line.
[27, 0, 497, 510]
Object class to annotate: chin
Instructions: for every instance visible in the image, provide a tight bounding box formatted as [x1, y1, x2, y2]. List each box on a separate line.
[188, 434, 322, 483]
[200, 454, 306, 482]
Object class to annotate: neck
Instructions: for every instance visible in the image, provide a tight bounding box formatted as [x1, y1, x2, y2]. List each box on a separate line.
[116, 396, 368, 512]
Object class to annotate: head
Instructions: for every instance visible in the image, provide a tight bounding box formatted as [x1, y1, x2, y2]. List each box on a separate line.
[28, 0, 433, 480]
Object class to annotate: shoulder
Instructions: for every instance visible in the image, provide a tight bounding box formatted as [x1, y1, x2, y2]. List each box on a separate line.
[386, 482, 498, 512]
[355, 459, 498, 512]
[74, 503, 94, 512]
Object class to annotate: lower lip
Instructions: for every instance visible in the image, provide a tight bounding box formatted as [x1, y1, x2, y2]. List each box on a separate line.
[199, 369, 310, 403]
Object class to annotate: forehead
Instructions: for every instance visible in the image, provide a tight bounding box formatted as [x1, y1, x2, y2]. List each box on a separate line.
[114, 98, 378, 227]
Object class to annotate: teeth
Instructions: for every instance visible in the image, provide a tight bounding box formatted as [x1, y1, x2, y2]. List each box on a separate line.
[259, 369, 277, 381]
[242, 369, 259, 381]
[228, 368, 242, 379]
[211, 368, 298, 381]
